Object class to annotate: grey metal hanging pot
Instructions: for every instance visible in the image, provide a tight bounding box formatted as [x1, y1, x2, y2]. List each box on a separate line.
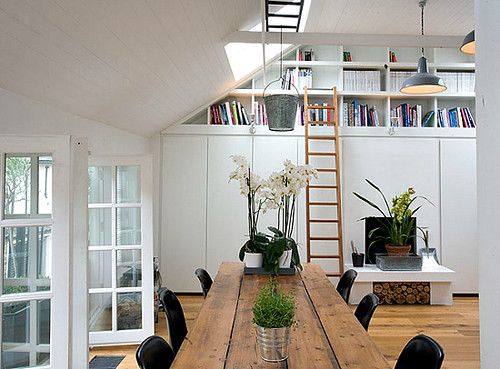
[263, 78, 299, 132]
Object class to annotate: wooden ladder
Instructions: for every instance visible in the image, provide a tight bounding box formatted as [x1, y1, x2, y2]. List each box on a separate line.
[304, 86, 344, 279]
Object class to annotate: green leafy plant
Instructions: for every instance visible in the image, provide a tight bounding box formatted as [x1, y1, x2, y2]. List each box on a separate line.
[264, 227, 302, 273]
[253, 278, 295, 328]
[353, 179, 433, 247]
[238, 233, 269, 261]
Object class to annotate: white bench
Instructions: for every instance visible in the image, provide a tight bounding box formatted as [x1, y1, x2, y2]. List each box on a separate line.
[346, 263, 455, 305]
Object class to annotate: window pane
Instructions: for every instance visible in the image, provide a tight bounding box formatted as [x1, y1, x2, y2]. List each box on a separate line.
[117, 166, 140, 203]
[116, 208, 141, 245]
[89, 251, 112, 289]
[117, 250, 142, 287]
[2, 227, 51, 295]
[88, 208, 112, 246]
[37, 156, 52, 215]
[89, 293, 112, 332]
[88, 166, 112, 204]
[1, 300, 51, 369]
[117, 292, 142, 330]
[4, 156, 31, 217]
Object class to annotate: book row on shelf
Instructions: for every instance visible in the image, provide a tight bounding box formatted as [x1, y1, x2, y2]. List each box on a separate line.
[343, 70, 381, 92]
[296, 49, 314, 61]
[390, 103, 427, 127]
[283, 68, 313, 90]
[209, 101, 268, 125]
[389, 71, 475, 93]
[437, 107, 475, 128]
[342, 101, 381, 127]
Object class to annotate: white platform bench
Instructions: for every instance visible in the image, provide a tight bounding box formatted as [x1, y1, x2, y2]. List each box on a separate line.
[346, 264, 455, 305]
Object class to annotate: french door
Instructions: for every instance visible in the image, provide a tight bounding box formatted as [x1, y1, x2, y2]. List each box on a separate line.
[0, 136, 70, 369]
[88, 157, 153, 345]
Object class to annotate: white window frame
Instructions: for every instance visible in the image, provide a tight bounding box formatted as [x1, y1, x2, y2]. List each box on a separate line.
[0, 136, 71, 369]
[88, 156, 153, 345]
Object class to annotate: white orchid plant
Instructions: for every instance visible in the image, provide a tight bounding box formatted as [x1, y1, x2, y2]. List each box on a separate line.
[229, 156, 317, 272]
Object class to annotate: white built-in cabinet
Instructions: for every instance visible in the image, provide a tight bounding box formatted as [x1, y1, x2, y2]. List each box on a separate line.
[161, 129, 477, 293]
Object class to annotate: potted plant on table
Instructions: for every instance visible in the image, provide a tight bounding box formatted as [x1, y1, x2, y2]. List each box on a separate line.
[253, 278, 295, 362]
[229, 155, 269, 267]
[266, 160, 318, 270]
[353, 179, 433, 256]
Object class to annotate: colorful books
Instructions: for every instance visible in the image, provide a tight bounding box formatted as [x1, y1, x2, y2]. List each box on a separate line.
[390, 104, 423, 127]
[209, 101, 252, 125]
[342, 101, 380, 127]
[437, 107, 475, 128]
[343, 51, 352, 62]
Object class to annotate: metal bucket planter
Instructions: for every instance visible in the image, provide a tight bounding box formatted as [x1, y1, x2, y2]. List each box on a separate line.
[263, 79, 299, 132]
[255, 325, 291, 362]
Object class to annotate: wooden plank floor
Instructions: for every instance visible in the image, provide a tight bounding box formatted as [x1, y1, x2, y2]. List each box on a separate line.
[89, 296, 479, 369]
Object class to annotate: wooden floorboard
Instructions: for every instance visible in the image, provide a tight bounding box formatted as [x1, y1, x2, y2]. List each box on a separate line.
[89, 296, 479, 369]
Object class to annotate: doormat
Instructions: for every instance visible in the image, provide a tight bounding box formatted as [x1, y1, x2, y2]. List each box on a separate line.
[89, 356, 126, 369]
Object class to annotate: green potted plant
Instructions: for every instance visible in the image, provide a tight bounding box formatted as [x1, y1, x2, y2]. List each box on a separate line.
[353, 179, 432, 256]
[253, 278, 295, 362]
[229, 155, 268, 267]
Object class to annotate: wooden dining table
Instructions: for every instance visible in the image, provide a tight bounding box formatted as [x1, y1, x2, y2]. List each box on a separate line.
[170, 262, 392, 369]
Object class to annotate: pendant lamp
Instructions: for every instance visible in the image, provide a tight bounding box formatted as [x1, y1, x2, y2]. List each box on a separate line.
[400, 0, 446, 94]
[460, 30, 475, 55]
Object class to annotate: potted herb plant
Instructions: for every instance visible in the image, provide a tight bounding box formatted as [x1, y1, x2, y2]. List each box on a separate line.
[266, 160, 317, 269]
[353, 179, 432, 256]
[253, 278, 295, 362]
[229, 155, 268, 267]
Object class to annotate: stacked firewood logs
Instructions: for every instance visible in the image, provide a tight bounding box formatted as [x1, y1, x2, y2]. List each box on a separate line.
[373, 282, 430, 305]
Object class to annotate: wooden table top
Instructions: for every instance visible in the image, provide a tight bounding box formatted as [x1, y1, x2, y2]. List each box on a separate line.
[170, 262, 391, 369]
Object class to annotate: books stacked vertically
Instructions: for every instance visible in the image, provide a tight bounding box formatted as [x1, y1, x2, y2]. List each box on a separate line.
[253, 102, 268, 126]
[390, 104, 424, 127]
[437, 107, 475, 128]
[343, 51, 352, 62]
[390, 71, 413, 92]
[297, 49, 314, 61]
[296, 68, 313, 90]
[209, 101, 251, 125]
[343, 70, 381, 92]
[304, 102, 334, 123]
[438, 72, 475, 94]
[282, 68, 298, 90]
[342, 101, 380, 127]
[389, 50, 398, 62]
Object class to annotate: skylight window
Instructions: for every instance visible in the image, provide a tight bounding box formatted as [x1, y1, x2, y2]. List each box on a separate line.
[224, 0, 310, 81]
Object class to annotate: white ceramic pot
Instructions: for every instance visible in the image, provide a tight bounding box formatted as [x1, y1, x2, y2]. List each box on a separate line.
[278, 250, 293, 268]
[244, 252, 263, 268]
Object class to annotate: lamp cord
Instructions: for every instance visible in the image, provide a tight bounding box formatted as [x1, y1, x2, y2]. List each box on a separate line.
[420, 0, 426, 55]
[280, 27, 283, 79]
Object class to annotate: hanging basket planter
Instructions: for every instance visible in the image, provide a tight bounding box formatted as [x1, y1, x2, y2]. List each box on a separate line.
[263, 79, 299, 132]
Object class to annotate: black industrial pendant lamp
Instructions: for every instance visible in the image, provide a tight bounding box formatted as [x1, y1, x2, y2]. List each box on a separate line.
[400, 0, 447, 94]
[460, 30, 475, 55]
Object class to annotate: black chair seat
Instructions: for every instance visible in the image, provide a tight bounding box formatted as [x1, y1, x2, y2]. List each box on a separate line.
[336, 269, 358, 303]
[395, 335, 445, 369]
[136, 335, 175, 369]
[195, 268, 213, 298]
[354, 293, 379, 331]
[160, 289, 188, 354]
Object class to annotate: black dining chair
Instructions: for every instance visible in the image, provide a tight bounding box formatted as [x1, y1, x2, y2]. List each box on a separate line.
[354, 293, 379, 331]
[136, 335, 175, 369]
[395, 335, 445, 369]
[160, 289, 188, 354]
[336, 269, 358, 303]
[194, 268, 213, 298]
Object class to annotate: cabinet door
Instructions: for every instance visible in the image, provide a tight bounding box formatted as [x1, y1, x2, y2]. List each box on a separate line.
[253, 137, 299, 238]
[206, 136, 252, 276]
[342, 138, 441, 262]
[162, 136, 207, 292]
[441, 139, 477, 293]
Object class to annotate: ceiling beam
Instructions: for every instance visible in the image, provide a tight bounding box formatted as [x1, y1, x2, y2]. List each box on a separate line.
[224, 31, 463, 48]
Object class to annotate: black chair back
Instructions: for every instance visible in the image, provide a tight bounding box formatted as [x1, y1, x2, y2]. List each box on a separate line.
[336, 269, 358, 303]
[136, 335, 175, 369]
[160, 289, 188, 353]
[195, 268, 213, 298]
[395, 335, 445, 369]
[354, 293, 379, 331]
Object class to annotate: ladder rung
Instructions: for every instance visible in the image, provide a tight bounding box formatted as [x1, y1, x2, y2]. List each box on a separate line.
[310, 255, 341, 259]
[310, 237, 340, 241]
[308, 136, 336, 140]
[309, 219, 339, 223]
[305, 105, 335, 109]
[309, 202, 338, 206]
[308, 185, 338, 189]
[308, 152, 336, 156]
[326, 273, 342, 277]
[316, 168, 337, 172]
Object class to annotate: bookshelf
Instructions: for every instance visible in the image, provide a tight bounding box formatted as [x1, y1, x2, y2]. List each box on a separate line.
[182, 44, 475, 130]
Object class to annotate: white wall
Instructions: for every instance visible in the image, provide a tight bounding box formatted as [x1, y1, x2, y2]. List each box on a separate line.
[476, 1, 500, 367]
[0, 87, 150, 156]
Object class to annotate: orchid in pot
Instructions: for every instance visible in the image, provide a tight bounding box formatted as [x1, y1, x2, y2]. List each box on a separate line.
[353, 179, 433, 256]
[266, 160, 318, 269]
[229, 155, 269, 267]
